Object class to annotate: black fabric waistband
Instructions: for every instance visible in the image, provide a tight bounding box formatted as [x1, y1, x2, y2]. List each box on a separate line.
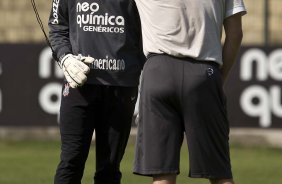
[147, 53, 220, 68]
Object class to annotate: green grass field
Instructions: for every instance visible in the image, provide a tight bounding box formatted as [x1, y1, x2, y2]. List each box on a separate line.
[0, 139, 282, 184]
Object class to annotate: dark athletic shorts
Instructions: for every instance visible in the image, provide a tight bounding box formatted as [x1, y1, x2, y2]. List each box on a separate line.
[133, 54, 233, 179]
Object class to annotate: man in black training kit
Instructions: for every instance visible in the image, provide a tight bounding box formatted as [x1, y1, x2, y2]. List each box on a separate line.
[48, 0, 144, 184]
[133, 0, 246, 184]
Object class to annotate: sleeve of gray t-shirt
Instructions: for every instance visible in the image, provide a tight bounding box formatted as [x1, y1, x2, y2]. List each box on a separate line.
[225, 0, 247, 18]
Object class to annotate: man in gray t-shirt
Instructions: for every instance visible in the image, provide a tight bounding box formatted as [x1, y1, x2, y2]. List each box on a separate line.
[133, 1, 246, 184]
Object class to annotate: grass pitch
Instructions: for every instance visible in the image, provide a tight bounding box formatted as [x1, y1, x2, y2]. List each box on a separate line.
[0, 139, 281, 184]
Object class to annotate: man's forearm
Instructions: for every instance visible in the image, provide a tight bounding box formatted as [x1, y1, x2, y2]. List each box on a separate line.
[222, 33, 243, 82]
[221, 14, 243, 83]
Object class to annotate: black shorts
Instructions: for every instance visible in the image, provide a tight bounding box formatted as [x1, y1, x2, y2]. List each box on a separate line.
[133, 54, 232, 179]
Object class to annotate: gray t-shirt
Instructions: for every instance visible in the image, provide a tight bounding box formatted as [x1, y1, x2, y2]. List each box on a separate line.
[135, 0, 246, 65]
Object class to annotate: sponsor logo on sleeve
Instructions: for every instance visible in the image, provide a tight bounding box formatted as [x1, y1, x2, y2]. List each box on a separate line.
[51, 0, 60, 24]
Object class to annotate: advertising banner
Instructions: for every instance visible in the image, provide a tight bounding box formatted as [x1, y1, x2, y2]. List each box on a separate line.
[225, 46, 282, 128]
[0, 44, 281, 127]
[0, 44, 63, 126]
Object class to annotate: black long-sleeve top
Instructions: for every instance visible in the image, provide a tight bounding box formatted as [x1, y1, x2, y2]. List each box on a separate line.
[48, 0, 144, 86]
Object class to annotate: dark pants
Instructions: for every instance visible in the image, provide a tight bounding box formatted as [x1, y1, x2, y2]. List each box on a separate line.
[54, 83, 138, 184]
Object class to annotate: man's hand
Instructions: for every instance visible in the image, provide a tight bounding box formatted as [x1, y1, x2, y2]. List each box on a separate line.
[134, 71, 142, 125]
[133, 92, 140, 125]
[60, 54, 94, 88]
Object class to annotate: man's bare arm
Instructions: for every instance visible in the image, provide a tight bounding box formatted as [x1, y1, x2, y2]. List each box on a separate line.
[222, 13, 243, 83]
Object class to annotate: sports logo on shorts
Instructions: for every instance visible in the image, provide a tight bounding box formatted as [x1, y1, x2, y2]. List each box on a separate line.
[63, 83, 70, 97]
[207, 68, 214, 76]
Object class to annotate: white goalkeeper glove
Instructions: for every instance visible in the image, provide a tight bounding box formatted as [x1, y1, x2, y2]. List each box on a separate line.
[60, 54, 94, 88]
